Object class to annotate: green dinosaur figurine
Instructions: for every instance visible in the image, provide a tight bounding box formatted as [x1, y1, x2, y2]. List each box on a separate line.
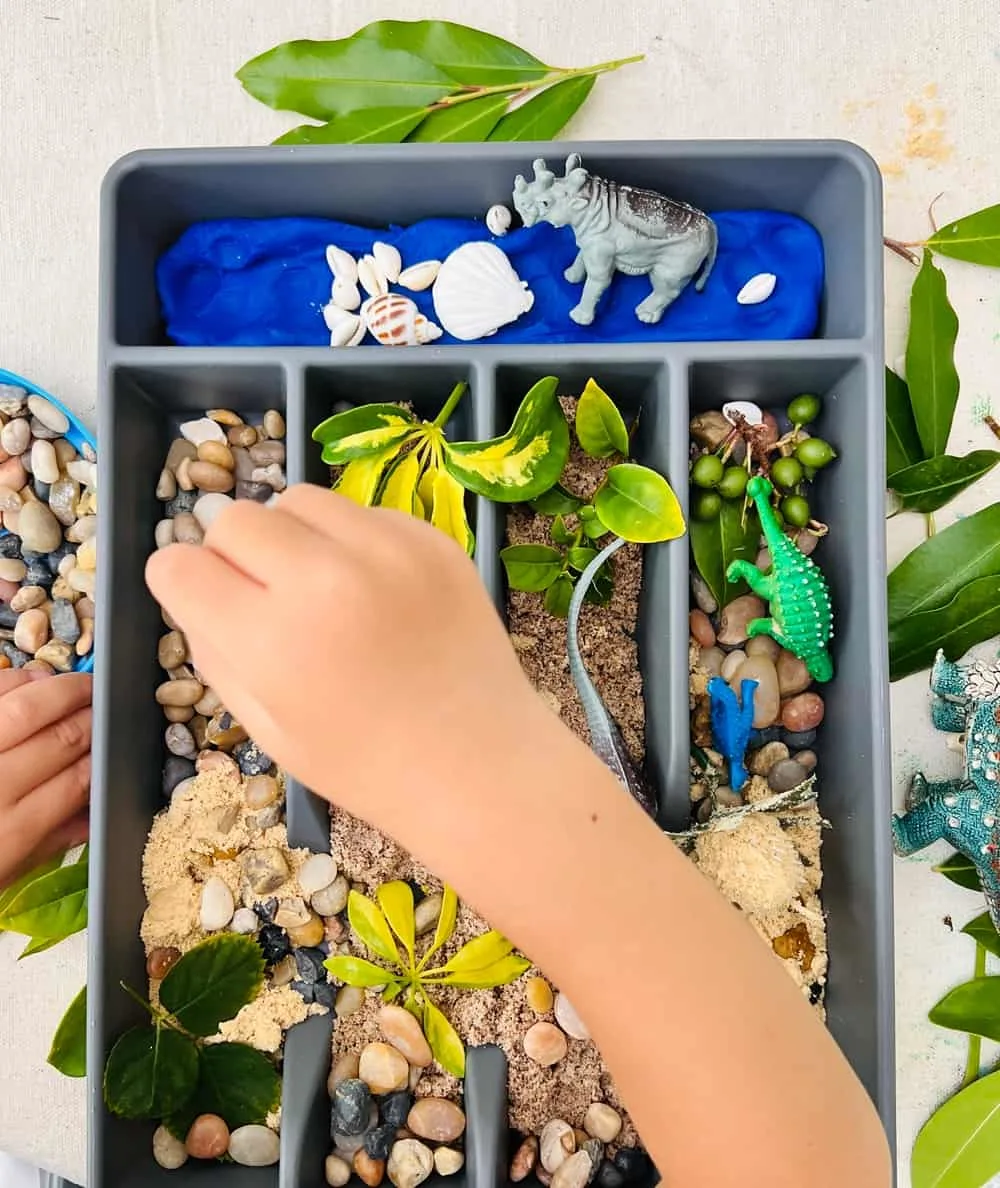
[725, 475, 834, 683]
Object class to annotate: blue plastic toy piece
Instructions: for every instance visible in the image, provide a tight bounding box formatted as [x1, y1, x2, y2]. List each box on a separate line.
[708, 675, 758, 793]
[0, 367, 96, 674]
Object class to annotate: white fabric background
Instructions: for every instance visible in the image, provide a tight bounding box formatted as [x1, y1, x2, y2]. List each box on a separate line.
[0, 1, 996, 1183]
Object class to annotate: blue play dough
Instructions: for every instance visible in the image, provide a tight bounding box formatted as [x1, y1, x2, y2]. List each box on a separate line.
[157, 211, 824, 347]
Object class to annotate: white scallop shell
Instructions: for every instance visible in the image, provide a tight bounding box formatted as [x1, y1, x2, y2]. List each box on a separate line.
[432, 242, 534, 341]
[398, 260, 441, 292]
[373, 241, 402, 284]
[736, 272, 777, 305]
[486, 204, 512, 236]
[325, 244, 358, 284]
[362, 293, 442, 346]
[331, 277, 361, 311]
[722, 400, 763, 426]
[358, 254, 388, 299]
[323, 305, 365, 347]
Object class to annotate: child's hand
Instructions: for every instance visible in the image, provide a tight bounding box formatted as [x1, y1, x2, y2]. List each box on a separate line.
[0, 670, 92, 890]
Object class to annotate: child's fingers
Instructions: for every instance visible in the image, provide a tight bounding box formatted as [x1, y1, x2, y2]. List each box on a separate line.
[0, 673, 92, 754]
[0, 706, 92, 804]
[146, 542, 260, 639]
[201, 496, 340, 587]
[275, 483, 377, 543]
[2, 754, 91, 881]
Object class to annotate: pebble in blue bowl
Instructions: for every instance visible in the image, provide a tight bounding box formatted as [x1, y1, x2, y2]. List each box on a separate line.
[0, 368, 96, 675]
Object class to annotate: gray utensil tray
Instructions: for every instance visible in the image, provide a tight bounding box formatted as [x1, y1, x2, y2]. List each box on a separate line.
[90, 140, 893, 1188]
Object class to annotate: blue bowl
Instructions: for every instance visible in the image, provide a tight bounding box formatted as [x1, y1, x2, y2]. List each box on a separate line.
[0, 367, 96, 674]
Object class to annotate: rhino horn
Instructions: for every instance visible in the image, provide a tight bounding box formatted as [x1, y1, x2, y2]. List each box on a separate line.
[513, 174, 527, 192]
[531, 157, 549, 178]
[564, 152, 582, 175]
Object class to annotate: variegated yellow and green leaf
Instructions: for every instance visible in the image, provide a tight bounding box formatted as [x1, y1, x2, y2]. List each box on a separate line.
[417, 461, 437, 515]
[324, 954, 397, 987]
[377, 450, 423, 514]
[442, 376, 569, 501]
[422, 997, 465, 1077]
[426, 953, 531, 990]
[376, 881, 416, 964]
[431, 467, 475, 555]
[315, 403, 418, 464]
[333, 448, 398, 507]
[347, 890, 401, 964]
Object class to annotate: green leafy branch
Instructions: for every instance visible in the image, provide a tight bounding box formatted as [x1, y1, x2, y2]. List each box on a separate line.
[236, 20, 643, 144]
[325, 882, 530, 1077]
[101, 935, 280, 1146]
[883, 202, 1000, 681]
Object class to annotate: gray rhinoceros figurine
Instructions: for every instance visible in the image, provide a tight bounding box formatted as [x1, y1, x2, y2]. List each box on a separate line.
[512, 154, 717, 327]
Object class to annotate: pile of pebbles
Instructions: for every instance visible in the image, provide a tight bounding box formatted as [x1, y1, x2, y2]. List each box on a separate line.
[509, 1107, 643, 1188]
[0, 383, 97, 670]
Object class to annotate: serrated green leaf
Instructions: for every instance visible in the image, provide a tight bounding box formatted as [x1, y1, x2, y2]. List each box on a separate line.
[356, 19, 551, 86]
[962, 913, 1000, 960]
[159, 934, 265, 1038]
[934, 852, 981, 891]
[929, 976, 1000, 1041]
[104, 1025, 199, 1120]
[444, 376, 570, 502]
[550, 515, 576, 546]
[0, 861, 87, 939]
[594, 463, 685, 544]
[236, 35, 458, 121]
[567, 545, 598, 572]
[0, 854, 65, 921]
[530, 484, 583, 516]
[377, 881, 416, 963]
[431, 953, 532, 989]
[544, 574, 574, 618]
[885, 367, 925, 479]
[431, 467, 475, 556]
[889, 574, 1000, 681]
[325, 955, 396, 987]
[408, 94, 510, 141]
[927, 204, 1000, 268]
[20, 934, 62, 958]
[165, 1042, 281, 1138]
[436, 929, 514, 974]
[906, 250, 960, 458]
[274, 106, 428, 145]
[888, 451, 1000, 513]
[334, 447, 400, 508]
[47, 985, 87, 1078]
[422, 997, 465, 1077]
[912, 1067, 1000, 1188]
[348, 890, 401, 965]
[314, 404, 418, 462]
[489, 75, 596, 141]
[500, 544, 563, 592]
[887, 502, 1000, 624]
[575, 378, 630, 459]
[689, 501, 758, 608]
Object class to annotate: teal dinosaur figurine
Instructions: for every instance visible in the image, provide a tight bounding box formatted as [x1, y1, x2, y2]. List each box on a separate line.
[725, 475, 834, 683]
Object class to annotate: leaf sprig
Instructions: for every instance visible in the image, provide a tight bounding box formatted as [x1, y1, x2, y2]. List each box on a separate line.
[236, 21, 643, 144]
[325, 882, 530, 1077]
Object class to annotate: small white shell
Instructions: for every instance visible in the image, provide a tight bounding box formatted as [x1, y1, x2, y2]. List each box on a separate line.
[722, 401, 763, 426]
[398, 260, 441, 292]
[331, 277, 361, 311]
[325, 244, 358, 284]
[486, 204, 512, 236]
[736, 272, 777, 305]
[372, 241, 402, 284]
[358, 254, 388, 299]
[324, 305, 364, 347]
[362, 293, 442, 346]
[432, 242, 534, 342]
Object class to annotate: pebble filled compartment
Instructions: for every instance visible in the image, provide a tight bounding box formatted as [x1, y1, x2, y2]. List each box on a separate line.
[91, 142, 892, 1188]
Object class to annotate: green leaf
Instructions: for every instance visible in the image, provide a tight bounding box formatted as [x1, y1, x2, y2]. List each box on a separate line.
[158, 934, 265, 1038]
[444, 376, 570, 502]
[962, 914, 1000, 960]
[20, 934, 62, 958]
[530, 483, 583, 516]
[889, 574, 1000, 681]
[377, 450, 423, 515]
[236, 35, 458, 121]
[334, 447, 399, 508]
[377, 882, 416, 963]
[348, 890, 401, 965]
[408, 94, 510, 141]
[274, 108, 427, 145]
[885, 368, 925, 479]
[500, 544, 563, 592]
[325, 955, 395, 987]
[935, 853, 981, 891]
[544, 574, 574, 618]
[929, 976, 1000, 1041]
[689, 501, 758, 608]
[489, 75, 596, 140]
[906, 250, 960, 458]
[887, 502, 1000, 624]
[889, 451, 1000, 513]
[594, 463, 685, 544]
[356, 19, 551, 86]
[912, 1067, 1000, 1188]
[927, 204, 1000, 268]
[47, 985, 87, 1078]
[431, 953, 531, 989]
[550, 515, 576, 546]
[104, 1025, 199, 1120]
[314, 404, 418, 464]
[583, 561, 614, 605]
[419, 885, 458, 968]
[567, 546, 598, 572]
[575, 378, 630, 459]
[0, 861, 87, 939]
[430, 467, 475, 556]
[165, 1042, 281, 1138]
[422, 998, 465, 1077]
[0, 854, 65, 921]
[581, 514, 609, 541]
[436, 929, 514, 974]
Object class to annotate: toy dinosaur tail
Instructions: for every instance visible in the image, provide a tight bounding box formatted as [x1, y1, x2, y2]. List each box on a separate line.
[695, 219, 718, 292]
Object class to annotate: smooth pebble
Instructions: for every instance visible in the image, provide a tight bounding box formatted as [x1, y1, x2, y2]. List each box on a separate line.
[326, 1154, 353, 1187]
[180, 417, 226, 447]
[768, 758, 810, 793]
[554, 992, 589, 1040]
[719, 649, 746, 682]
[434, 1148, 464, 1176]
[717, 595, 767, 646]
[16, 501, 62, 552]
[153, 1124, 188, 1170]
[540, 1120, 576, 1173]
[185, 1114, 230, 1160]
[690, 572, 718, 614]
[231, 907, 259, 934]
[380, 1004, 433, 1067]
[30, 440, 60, 484]
[776, 650, 811, 697]
[359, 1042, 409, 1094]
[10, 585, 45, 612]
[165, 722, 197, 758]
[794, 749, 818, 773]
[523, 1021, 567, 1066]
[526, 975, 554, 1014]
[27, 395, 69, 434]
[299, 853, 338, 895]
[264, 410, 286, 439]
[331, 1078, 374, 1136]
[413, 892, 442, 935]
[749, 741, 789, 777]
[0, 419, 30, 456]
[688, 609, 715, 648]
[745, 635, 780, 661]
[172, 512, 204, 545]
[511, 1135, 539, 1182]
[781, 691, 825, 732]
[34, 640, 73, 671]
[699, 645, 724, 676]
[354, 1148, 386, 1186]
[407, 1097, 466, 1142]
[200, 877, 235, 931]
[584, 1104, 623, 1144]
[154, 519, 174, 549]
[228, 1125, 279, 1167]
[189, 460, 235, 493]
[336, 985, 365, 1018]
[730, 655, 780, 728]
[553, 1151, 594, 1188]
[387, 1139, 434, 1188]
[0, 558, 26, 583]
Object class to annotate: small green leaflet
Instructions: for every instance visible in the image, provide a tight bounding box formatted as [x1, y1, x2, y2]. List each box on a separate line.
[962, 914, 1000, 960]
[158, 934, 265, 1038]
[274, 107, 428, 145]
[929, 976, 1000, 1042]
[422, 997, 465, 1077]
[594, 464, 685, 543]
[48, 985, 87, 1078]
[889, 574, 1000, 681]
[500, 544, 563, 592]
[544, 574, 574, 618]
[905, 250, 960, 459]
[934, 852, 981, 892]
[575, 378, 630, 459]
[912, 1068, 1000, 1188]
[20, 935, 62, 958]
[407, 94, 511, 142]
[0, 853, 65, 921]
[530, 484, 583, 516]
[489, 75, 596, 141]
[885, 367, 925, 479]
[926, 203, 1000, 268]
[0, 861, 88, 939]
[690, 501, 757, 608]
[888, 451, 1000, 514]
[377, 881, 416, 961]
[324, 955, 397, 987]
[348, 890, 401, 964]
